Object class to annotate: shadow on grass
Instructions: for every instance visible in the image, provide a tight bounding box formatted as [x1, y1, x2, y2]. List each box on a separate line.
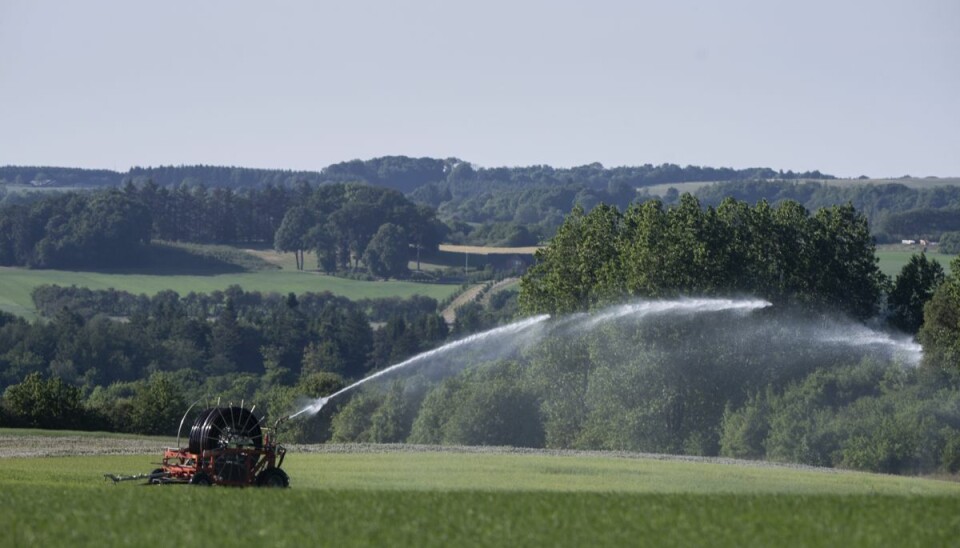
[63, 243, 277, 276]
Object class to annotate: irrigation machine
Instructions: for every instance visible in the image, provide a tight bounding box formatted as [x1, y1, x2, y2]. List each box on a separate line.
[106, 400, 291, 488]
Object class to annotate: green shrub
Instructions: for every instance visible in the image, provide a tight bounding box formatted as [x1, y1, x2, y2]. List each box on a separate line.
[409, 363, 543, 448]
[408, 378, 462, 445]
[939, 232, 960, 254]
[439, 379, 543, 447]
[330, 391, 385, 443]
[940, 430, 960, 473]
[719, 391, 771, 459]
[2, 373, 90, 430]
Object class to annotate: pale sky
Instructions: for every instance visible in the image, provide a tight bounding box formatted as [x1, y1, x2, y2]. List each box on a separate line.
[1, 0, 957, 177]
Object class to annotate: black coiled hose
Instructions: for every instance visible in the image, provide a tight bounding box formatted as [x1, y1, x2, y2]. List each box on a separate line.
[187, 407, 263, 454]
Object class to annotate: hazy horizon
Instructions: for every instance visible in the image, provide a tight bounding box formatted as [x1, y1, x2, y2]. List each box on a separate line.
[1, 0, 957, 178]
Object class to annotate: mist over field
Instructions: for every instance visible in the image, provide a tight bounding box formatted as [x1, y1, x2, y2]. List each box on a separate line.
[305, 295, 955, 475]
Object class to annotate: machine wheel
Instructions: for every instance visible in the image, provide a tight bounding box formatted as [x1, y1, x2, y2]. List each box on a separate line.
[190, 472, 213, 486]
[188, 406, 263, 454]
[256, 468, 290, 488]
[149, 468, 165, 485]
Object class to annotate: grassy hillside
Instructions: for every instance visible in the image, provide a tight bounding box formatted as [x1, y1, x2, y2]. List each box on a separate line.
[0, 267, 458, 320]
[1, 443, 958, 546]
[0, 243, 534, 319]
[824, 177, 960, 189]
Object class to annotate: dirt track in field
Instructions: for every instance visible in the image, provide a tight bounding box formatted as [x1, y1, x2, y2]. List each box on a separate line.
[0, 434, 176, 459]
[441, 277, 519, 325]
[0, 433, 839, 474]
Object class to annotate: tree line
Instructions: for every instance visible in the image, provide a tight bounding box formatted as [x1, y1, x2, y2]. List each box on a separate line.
[517, 195, 945, 333]
[0, 181, 447, 277]
[0, 190, 152, 268]
[11, 159, 960, 249]
[1, 157, 832, 193]
[0, 287, 456, 434]
[519, 195, 887, 320]
[1, 158, 837, 248]
[694, 179, 960, 243]
[272, 183, 444, 276]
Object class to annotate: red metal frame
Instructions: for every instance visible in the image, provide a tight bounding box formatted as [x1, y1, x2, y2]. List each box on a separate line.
[156, 431, 286, 486]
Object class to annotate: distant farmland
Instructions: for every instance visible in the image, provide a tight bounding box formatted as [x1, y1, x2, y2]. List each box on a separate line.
[876, 245, 954, 277]
[0, 241, 950, 319]
[0, 267, 458, 320]
[642, 177, 960, 197]
[439, 244, 541, 255]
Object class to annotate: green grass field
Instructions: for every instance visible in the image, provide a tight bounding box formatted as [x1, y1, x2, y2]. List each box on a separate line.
[876, 247, 956, 277]
[1, 443, 959, 547]
[0, 241, 954, 319]
[0, 267, 459, 320]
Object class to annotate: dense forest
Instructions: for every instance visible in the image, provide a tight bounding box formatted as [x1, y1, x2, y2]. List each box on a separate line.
[0, 182, 446, 278]
[694, 180, 960, 243]
[0, 190, 151, 269]
[520, 196, 885, 319]
[0, 285, 518, 437]
[0, 158, 832, 192]
[0, 158, 835, 246]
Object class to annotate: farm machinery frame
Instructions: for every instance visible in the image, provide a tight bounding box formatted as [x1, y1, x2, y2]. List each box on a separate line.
[106, 400, 291, 488]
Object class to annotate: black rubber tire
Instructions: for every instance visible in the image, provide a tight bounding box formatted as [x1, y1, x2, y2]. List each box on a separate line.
[256, 468, 290, 488]
[188, 407, 263, 454]
[190, 472, 213, 486]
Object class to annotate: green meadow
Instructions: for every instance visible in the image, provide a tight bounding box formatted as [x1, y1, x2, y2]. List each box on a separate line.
[0, 241, 954, 319]
[876, 247, 955, 278]
[1, 445, 959, 547]
[0, 266, 458, 320]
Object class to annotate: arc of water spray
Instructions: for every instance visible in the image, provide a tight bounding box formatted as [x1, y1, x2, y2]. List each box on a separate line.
[582, 297, 771, 328]
[286, 297, 777, 421]
[284, 296, 926, 423]
[288, 314, 551, 419]
[815, 324, 923, 366]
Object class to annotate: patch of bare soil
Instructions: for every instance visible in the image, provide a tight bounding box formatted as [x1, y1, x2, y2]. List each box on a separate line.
[0, 434, 174, 458]
[441, 277, 520, 325]
[441, 283, 487, 325]
[241, 248, 287, 265]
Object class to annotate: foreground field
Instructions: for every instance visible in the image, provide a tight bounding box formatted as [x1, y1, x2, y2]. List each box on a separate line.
[1, 432, 958, 546]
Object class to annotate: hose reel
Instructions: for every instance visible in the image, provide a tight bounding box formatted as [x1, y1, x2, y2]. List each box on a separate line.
[187, 406, 264, 454]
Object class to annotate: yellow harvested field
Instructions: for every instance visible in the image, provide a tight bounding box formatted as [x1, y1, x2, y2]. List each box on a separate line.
[440, 244, 541, 255]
